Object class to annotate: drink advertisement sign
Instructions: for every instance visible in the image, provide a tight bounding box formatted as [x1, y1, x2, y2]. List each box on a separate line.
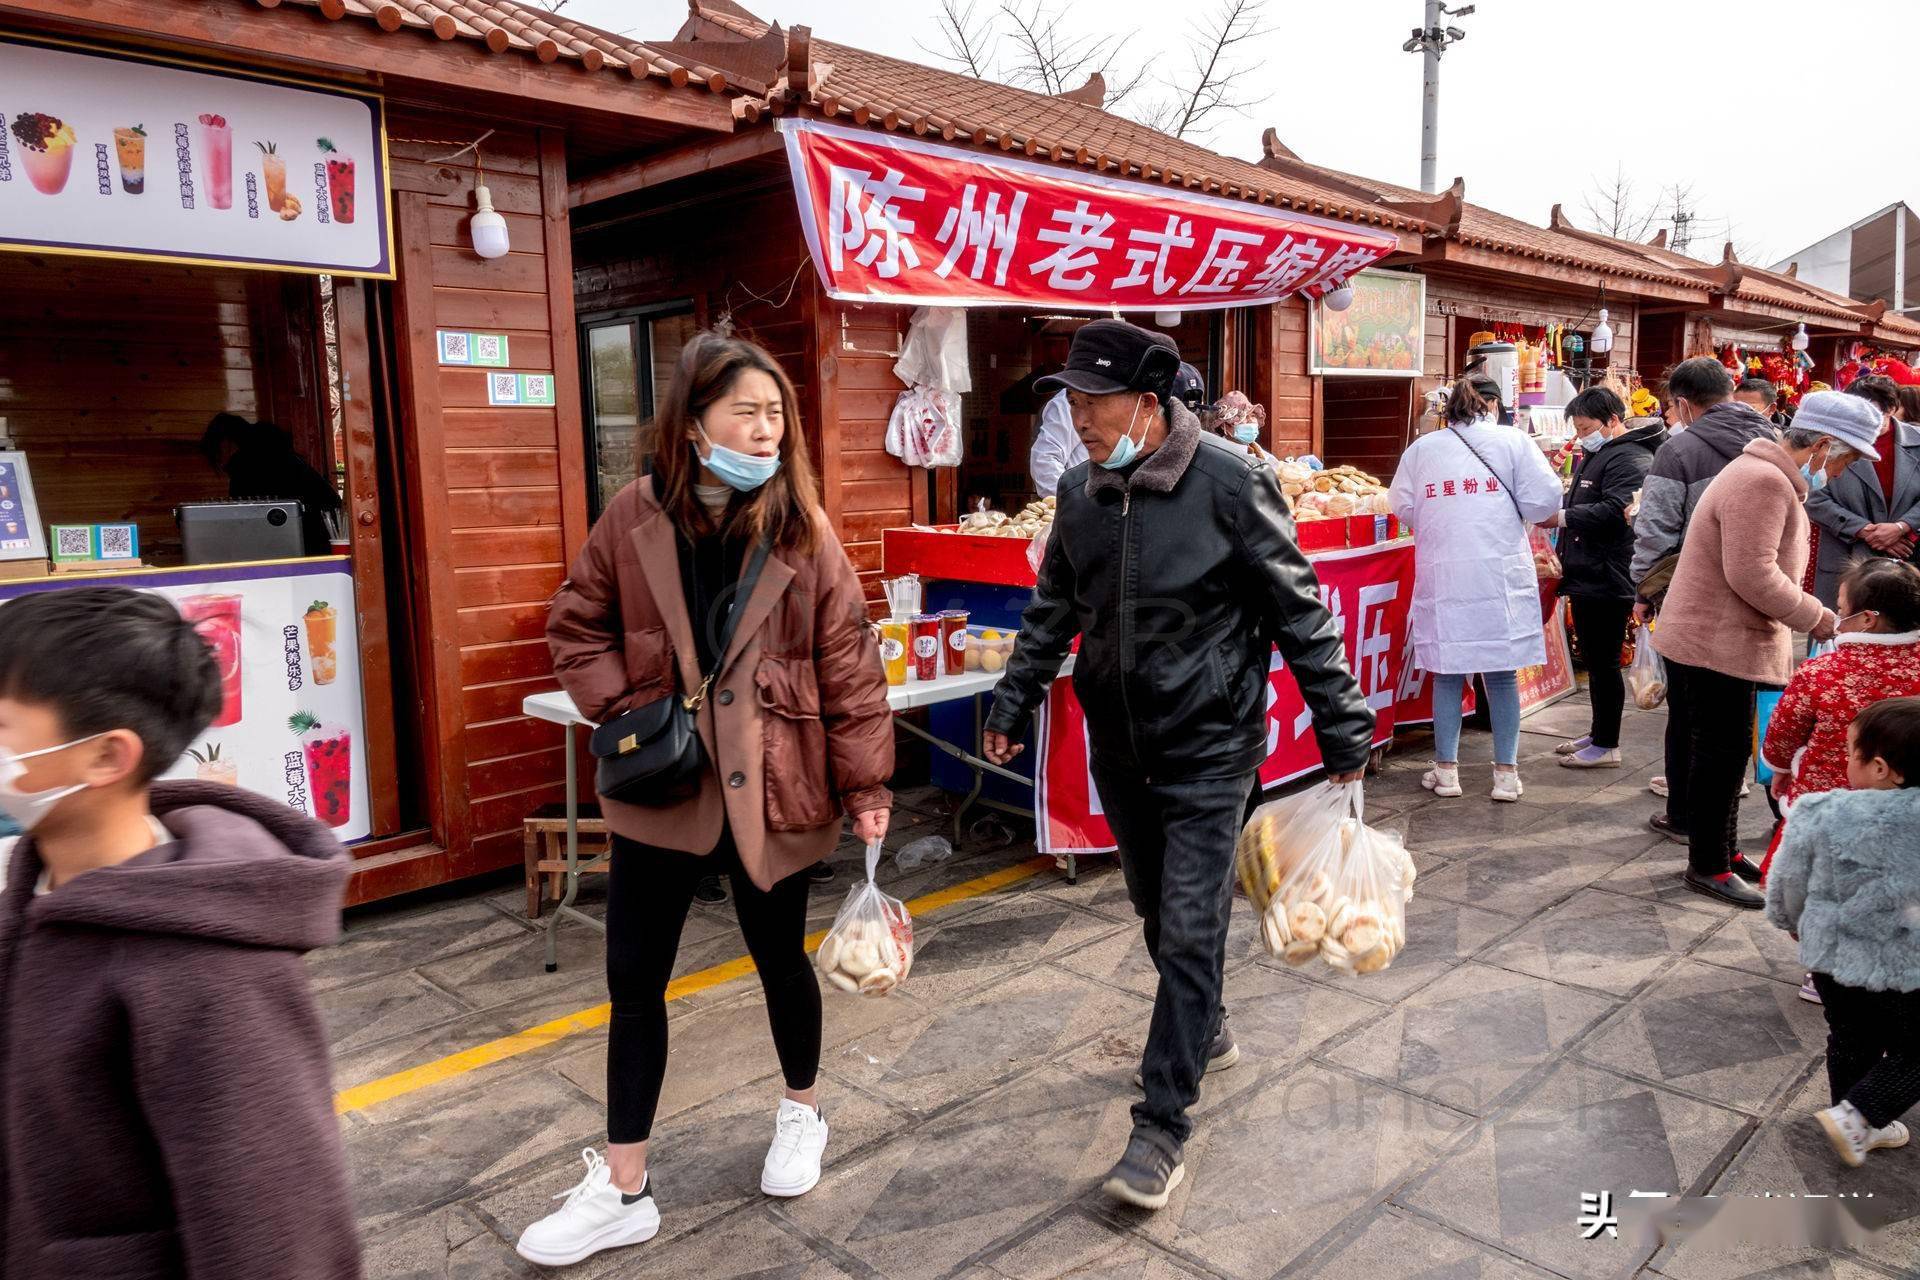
[0, 36, 392, 278]
[0, 561, 371, 841]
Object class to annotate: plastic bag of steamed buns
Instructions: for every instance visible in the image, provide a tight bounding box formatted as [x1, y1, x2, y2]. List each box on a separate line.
[1236, 781, 1415, 976]
[816, 841, 914, 997]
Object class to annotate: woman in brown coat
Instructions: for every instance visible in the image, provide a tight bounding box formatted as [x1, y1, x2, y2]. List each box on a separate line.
[521, 332, 893, 1269]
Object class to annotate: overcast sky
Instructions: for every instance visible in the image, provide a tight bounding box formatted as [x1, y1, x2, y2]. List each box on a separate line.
[567, 0, 1913, 263]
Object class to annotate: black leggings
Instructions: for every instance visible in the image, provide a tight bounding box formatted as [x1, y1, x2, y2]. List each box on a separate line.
[605, 830, 820, 1143]
[1569, 594, 1633, 750]
[1813, 973, 1920, 1130]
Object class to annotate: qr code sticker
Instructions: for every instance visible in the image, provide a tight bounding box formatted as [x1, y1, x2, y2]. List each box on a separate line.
[474, 334, 503, 362]
[524, 374, 551, 401]
[98, 525, 133, 558]
[441, 331, 470, 363]
[490, 372, 520, 403]
[54, 527, 91, 558]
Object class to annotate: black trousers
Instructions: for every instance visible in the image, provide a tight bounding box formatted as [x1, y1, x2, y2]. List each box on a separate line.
[1569, 595, 1633, 750]
[1093, 763, 1257, 1148]
[1663, 652, 1694, 827]
[1665, 659, 1754, 875]
[604, 830, 820, 1143]
[1812, 974, 1920, 1130]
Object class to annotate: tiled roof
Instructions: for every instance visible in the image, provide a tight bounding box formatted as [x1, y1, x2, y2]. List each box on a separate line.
[260, 0, 735, 92]
[687, 4, 1425, 233]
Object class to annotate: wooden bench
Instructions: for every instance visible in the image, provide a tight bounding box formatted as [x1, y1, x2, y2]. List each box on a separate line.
[522, 801, 610, 919]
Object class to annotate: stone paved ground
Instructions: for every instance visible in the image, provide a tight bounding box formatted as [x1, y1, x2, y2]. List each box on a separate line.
[323, 692, 1917, 1280]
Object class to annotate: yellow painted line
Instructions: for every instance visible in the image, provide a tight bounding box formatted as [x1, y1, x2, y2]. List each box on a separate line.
[334, 855, 1056, 1115]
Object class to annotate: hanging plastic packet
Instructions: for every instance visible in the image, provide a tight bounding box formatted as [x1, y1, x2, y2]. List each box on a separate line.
[816, 840, 914, 998]
[1237, 781, 1414, 975]
[1626, 622, 1666, 710]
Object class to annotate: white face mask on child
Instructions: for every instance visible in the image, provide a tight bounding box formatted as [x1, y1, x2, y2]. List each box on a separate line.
[0, 734, 104, 832]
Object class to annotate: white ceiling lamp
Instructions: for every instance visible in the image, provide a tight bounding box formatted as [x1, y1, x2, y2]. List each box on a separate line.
[1590, 308, 1614, 355]
[469, 183, 510, 260]
[1321, 279, 1355, 311]
[1792, 322, 1810, 353]
[1153, 309, 1183, 328]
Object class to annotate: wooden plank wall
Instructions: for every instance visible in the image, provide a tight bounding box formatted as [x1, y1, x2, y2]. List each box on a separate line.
[0, 253, 258, 561]
[1322, 378, 1414, 479]
[386, 113, 584, 880]
[1262, 297, 1316, 457]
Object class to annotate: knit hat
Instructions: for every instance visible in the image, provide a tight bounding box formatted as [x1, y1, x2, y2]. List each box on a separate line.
[1792, 390, 1883, 461]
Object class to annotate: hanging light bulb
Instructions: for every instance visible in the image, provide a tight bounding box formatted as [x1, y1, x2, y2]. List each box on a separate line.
[1153, 309, 1183, 328]
[469, 183, 511, 260]
[1322, 279, 1355, 311]
[1791, 322, 1809, 353]
[1590, 308, 1614, 355]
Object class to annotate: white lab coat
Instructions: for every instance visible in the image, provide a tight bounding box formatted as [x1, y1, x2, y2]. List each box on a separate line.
[1029, 391, 1087, 496]
[1389, 417, 1564, 675]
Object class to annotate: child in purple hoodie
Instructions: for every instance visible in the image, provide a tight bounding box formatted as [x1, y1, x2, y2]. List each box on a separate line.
[0, 587, 360, 1280]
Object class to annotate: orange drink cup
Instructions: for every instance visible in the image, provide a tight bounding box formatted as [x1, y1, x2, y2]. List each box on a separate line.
[261, 149, 287, 214]
[879, 620, 910, 686]
[304, 601, 337, 685]
[113, 127, 145, 194]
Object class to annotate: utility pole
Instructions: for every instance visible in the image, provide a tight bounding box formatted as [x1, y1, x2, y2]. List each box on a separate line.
[1670, 195, 1695, 257]
[1403, 3, 1473, 194]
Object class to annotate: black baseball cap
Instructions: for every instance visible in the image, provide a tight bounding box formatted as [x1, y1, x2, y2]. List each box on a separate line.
[1173, 362, 1206, 407]
[1035, 319, 1182, 397]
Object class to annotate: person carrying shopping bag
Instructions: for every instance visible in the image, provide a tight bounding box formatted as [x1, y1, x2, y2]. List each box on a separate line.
[1389, 375, 1565, 801]
[1548, 386, 1667, 768]
[526, 331, 894, 1268]
[982, 319, 1372, 1210]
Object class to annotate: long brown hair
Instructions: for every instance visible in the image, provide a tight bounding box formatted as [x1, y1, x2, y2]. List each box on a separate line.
[650, 330, 821, 553]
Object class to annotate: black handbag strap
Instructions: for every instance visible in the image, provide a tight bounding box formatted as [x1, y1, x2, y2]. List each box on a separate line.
[685, 540, 772, 713]
[1445, 424, 1528, 530]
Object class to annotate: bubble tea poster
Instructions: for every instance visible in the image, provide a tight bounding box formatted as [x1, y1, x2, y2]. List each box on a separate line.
[0, 35, 391, 277]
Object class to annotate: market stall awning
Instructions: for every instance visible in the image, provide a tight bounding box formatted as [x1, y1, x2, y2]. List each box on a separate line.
[779, 119, 1397, 312]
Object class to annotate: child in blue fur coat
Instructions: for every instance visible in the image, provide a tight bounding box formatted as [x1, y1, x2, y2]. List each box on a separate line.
[1766, 695, 1920, 1167]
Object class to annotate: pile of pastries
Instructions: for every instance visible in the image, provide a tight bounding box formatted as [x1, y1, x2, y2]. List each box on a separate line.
[816, 912, 913, 997]
[1237, 812, 1416, 976]
[1277, 463, 1392, 521]
[953, 496, 1056, 539]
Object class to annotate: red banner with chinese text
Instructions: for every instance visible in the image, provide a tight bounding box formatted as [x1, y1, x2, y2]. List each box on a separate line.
[1035, 542, 1437, 855]
[778, 118, 1399, 312]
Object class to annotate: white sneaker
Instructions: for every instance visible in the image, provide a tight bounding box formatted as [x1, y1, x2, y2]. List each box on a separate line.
[516, 1149, 659, 1267]
[1491, 770, 1524, 803]
[1817, 1101, 1874, 1168]
[1869, 1120, 1911, 1153]
[1649, 774, 1669, 798]
[761, 1098, 829, 1197]
[1421, 764, 1463, 797]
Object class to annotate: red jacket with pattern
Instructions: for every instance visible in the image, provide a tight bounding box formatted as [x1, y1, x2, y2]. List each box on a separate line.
[1761, 631, 1920, 801]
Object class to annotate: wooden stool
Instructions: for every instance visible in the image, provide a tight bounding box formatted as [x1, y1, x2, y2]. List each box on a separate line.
[522, 801, 610, 919]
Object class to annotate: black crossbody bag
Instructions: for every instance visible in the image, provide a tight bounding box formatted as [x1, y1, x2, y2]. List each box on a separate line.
[589, 541, 771, 805]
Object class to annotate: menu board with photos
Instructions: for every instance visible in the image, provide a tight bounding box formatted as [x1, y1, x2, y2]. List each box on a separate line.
[0, 36, 392, 277]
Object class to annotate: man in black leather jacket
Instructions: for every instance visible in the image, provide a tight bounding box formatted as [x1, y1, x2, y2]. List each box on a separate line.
[983, 320, 1373, 1209]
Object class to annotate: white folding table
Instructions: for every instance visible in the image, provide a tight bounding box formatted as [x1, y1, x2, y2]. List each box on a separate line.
[522, 654, 1073, 971]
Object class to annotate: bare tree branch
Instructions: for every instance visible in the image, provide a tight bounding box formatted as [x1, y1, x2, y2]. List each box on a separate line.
[919, 0, 997, 79]
[1156, 0, 1270, 140]
[998, 0, 1124, 97]
[1579, 166, 1663, 242]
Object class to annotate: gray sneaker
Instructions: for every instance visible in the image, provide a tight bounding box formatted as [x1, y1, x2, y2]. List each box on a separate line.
[1102, 1132, 1185, 1210]
[1135, 1024, 1240, 1089]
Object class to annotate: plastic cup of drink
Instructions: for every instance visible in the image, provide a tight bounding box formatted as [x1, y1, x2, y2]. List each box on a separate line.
[113, 128, 145, 194]
[939, 610, 969, 676]
[304, 604, 337, 686]
[879, 620, 909, 687]
[910, 615, 941, 682]
[180, 594, 243, 726]
[326, 156, 356, 223]
[303, 728, 352, 829]
[201, 119, 232, 209]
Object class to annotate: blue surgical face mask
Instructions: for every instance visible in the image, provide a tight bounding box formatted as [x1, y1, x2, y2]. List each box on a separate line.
[1099, 400, 1148, 470]
[1800, 462, 1827, 492]
[1233, 423, 1260, 446]
[1580, 430, 1608, 453]
[695, 426, 782, 492]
